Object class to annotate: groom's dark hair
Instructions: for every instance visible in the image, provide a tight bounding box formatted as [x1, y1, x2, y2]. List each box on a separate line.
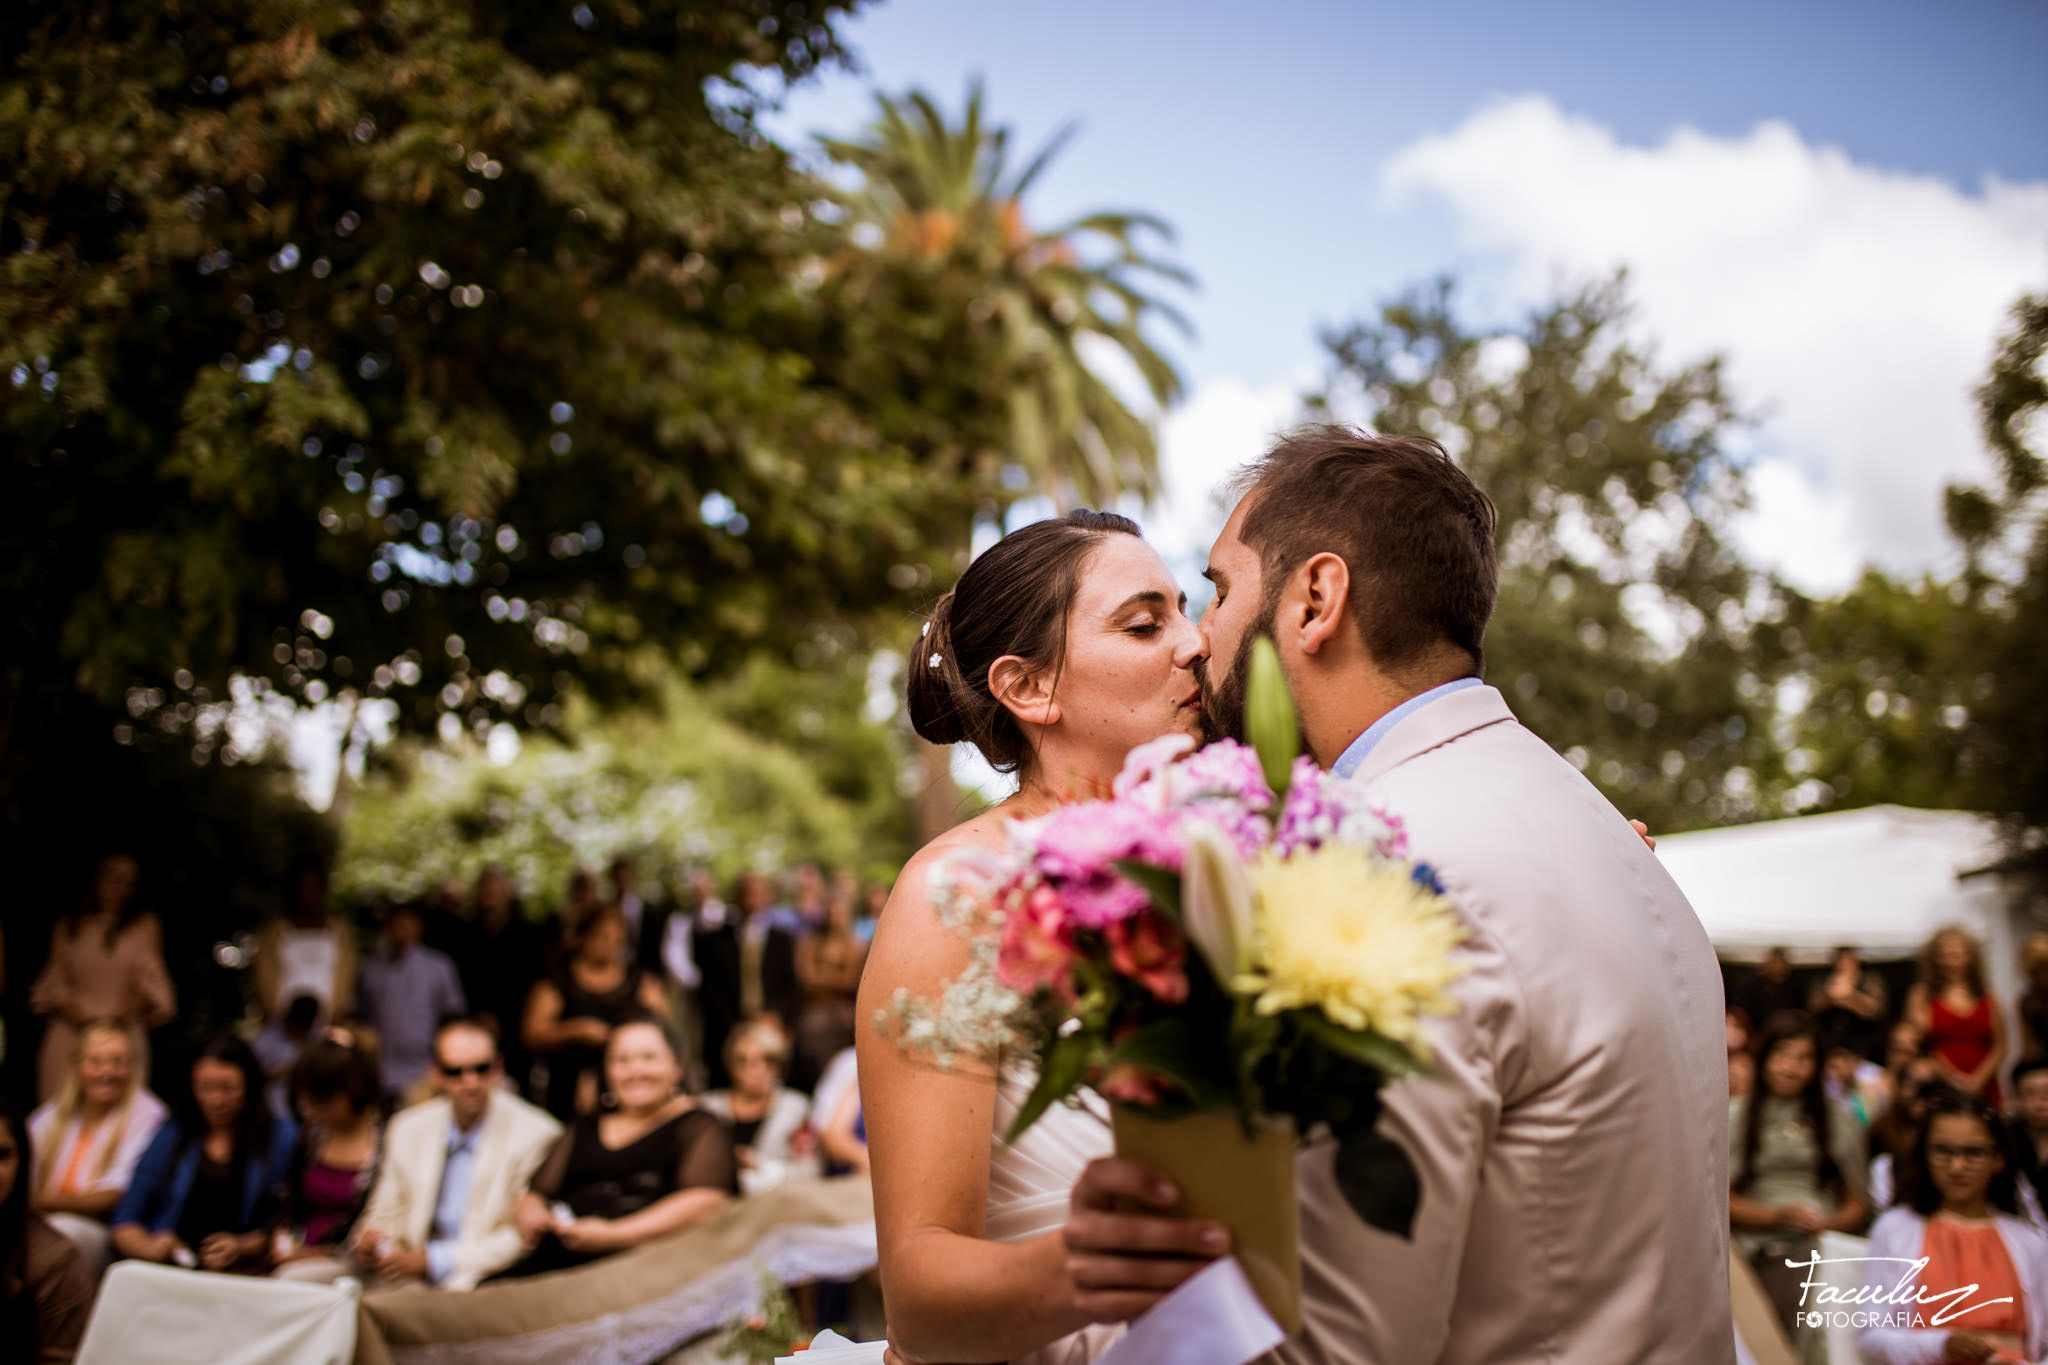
[1234, 426, 1497, 674]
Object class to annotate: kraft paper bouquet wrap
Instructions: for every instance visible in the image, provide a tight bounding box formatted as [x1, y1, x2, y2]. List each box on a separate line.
[883, 639, 1469, 1331]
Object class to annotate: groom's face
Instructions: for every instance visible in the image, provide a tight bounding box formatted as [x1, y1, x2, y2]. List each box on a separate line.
[1195, 500, 1273, 743]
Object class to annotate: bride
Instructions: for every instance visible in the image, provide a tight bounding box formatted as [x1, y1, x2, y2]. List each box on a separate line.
[856, 509, 1230, 1365]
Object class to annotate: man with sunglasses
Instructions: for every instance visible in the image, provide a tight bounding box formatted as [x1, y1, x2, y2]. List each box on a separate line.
[349, 1017, 562, 1289]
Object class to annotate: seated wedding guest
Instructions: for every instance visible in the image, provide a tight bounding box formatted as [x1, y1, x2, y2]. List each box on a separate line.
[693, 870, 801, 1090]
[1876, 1019, 1929, 1122]
[27, 1022, 169, 1277]
[1870, 1053, 1951, 1210]
[1859, 1090, 2048, 1363]
[2011, 1058, 2048, 1228]
[271, 1041, 383, 1283]
[1909, 924, 2009, 1104]
[111, 1034, 298, 1273]
[524, 905, 668, 1119]
[792, 890, 866, 1091]
[250, 994, 321, 1119]
[819, 1075, 867, 1179]
[255, 857, 356, 1025]
[507, 1018, 736, 1276]
[1729, 1011, 1870, 1339]
[357, 902, 468, 1103]
[350, 1018, 560, 1289]
[700, 1020, 815, 1195]
[0, 1099, 93, 1365]
[1826, 1043, 1888, 1127]
[30, 852, 175, 1101]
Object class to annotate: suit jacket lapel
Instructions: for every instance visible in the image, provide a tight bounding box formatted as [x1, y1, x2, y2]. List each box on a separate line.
[1348, 684, 1517, 787]
[408, 1099, 451, 1247]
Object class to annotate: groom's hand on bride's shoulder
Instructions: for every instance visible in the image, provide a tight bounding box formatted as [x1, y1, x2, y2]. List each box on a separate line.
[1062, 1157, 1231, 1322]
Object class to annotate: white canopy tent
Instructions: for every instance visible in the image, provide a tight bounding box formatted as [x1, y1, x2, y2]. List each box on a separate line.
[1658, 804, 2035, 1018]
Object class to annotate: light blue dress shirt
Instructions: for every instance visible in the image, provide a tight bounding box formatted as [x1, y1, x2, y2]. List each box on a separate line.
[1330, 677, 1483, 780]
[424, 1120, 483, 1285]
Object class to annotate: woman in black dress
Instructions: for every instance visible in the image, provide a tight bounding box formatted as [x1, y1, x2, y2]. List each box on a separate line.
[522, 906, 670, 1119]
[508, 1018, 736, 1275]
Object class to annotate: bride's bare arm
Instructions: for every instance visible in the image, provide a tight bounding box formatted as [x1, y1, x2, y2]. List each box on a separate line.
[858, 845, 1097, 1363]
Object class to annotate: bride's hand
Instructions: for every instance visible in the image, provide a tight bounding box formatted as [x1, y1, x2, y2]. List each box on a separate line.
[1629, 819, 1655, 850]
[1062, 1157, 1230, 1322]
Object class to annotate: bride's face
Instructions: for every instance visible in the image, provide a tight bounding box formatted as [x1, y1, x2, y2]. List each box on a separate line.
[1044, 534, 1205, 770]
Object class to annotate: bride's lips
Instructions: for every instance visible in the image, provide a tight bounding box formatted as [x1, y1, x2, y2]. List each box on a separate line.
[1179, 689, 1203, 711]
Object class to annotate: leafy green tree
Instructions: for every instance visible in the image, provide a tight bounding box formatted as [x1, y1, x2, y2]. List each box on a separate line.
[1314, 276, 1791, 831]
[821, 82, 1190, 508]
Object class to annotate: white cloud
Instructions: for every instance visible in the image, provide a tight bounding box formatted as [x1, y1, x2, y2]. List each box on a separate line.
[1381, 94, 2048, 593]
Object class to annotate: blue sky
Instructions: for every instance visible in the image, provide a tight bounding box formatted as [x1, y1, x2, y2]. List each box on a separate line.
[763, 1, 2048, 592]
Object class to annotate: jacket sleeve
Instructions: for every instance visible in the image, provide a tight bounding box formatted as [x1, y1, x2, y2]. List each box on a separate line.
[442, 1110, 564, 1291]
[1855, 1210, 1948, 1364]
[112, 1123, 181, 1231]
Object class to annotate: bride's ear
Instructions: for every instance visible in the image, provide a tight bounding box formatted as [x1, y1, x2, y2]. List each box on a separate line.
[989, 655, 1061, 730]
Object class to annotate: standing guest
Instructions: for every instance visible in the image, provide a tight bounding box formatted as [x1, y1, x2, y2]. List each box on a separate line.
[0, 1099, 93, 1365]
[659, 869, 713, 1094]
[29, 853, 176, 1101]
[250, 994, 322, 1119]
[792, 890, 866, 1092]
[27, 1022, 168, 1278]
[452, 866, 544, 1095]
[1826, 1044, 1889, 1128]
[350, 1018, 560, 1290]
[700, 1020, 816, 1195]
[1809, 944, 1889, 1061]
[693, 870, 801, 1090]
[1908, 925, 2009, 1105]
[1735, 948, 1801, 1041]
[2010, 1058, 2048, 1229]
[1858, 1090, 2048, 1363]
[420, 878, 471, 961]
[608, 855, 669, 977]
[356, 903, 468, 1103]
[2018, 934, 2048, 1061]
[1876, 1020, 1929, 1124]
[561, 868, 602, 938]
[508, 1019, 737, 1276]
[254, 858, 357, 1025]
[854, 882, 887, 947]
[769, 863, 828, 936]
[1869, 1054, 1951, 1211]
[523, 906, 669, 1120]
[111, 1035, 298, 1273]
[1729, 1011, 1871, 1343]
[271, 1041, 383, 1282]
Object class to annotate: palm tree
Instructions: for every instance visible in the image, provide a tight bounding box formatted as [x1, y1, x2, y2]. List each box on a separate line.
[821, 83, 1193, 840]
[821, 82, 1191, 509]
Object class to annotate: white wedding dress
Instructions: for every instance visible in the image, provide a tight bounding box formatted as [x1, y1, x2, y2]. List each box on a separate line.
[988, 1066, 1128, 1365]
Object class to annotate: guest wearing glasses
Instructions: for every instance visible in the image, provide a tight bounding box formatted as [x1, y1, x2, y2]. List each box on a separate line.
[1859, 1090, 2048, 1363]
[349, 1018, 561, 1290]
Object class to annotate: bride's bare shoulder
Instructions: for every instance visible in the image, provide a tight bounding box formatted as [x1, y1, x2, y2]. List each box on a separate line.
[867, 808, 1013, 976]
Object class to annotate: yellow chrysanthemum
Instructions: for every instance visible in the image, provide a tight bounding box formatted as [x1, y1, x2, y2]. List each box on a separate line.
[1236, 844, 1468, 1056]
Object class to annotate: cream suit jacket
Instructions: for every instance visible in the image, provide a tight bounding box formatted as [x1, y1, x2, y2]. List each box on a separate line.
[1279, 684, 1734, 1365]
[354, 1091, 562, 1290]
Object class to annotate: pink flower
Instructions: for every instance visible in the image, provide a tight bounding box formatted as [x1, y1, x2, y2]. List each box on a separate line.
[996, 883, 1079, 998]
[1099, 1062, 1173, 1106]
[1107, 911, 1190, 1004]
[1113, 732, 1199, 801]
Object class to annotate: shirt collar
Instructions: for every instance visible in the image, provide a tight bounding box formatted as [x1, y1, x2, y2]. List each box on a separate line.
[1331, 678, 1483, 780]
[447, 1116, 484, 1155]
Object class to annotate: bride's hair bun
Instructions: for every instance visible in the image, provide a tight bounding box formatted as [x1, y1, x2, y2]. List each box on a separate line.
[906, 509, 1141, 775]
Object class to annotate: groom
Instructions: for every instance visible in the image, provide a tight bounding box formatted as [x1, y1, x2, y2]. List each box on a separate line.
[1063, 427, 1733, 1363]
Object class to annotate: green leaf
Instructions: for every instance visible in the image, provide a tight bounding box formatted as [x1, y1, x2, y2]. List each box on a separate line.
[1112, 858, 1183, 921]
[1294, 1012, 1426, 1080]
[1245, 636, 1300, 804]
[1004, 1030, 1094, 1145]
[1107, 1017, 1236, 1109]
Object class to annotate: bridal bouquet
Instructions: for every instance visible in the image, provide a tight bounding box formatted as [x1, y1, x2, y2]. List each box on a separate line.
[884, 640, 1469, 1326]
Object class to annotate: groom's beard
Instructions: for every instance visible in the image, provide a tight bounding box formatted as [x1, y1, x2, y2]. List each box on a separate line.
[1196, 600, 1277, 745]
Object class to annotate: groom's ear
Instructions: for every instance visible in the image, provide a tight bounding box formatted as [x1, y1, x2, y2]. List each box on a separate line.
[1295, 552, 1352, 657]
[989, 655, 1062, 729]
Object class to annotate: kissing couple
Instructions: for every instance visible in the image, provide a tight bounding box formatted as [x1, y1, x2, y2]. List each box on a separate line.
[855, 426, 1734, 1364]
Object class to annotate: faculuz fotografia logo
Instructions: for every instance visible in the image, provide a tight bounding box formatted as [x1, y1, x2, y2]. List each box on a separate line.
[1788, 1250, 2012, 1331]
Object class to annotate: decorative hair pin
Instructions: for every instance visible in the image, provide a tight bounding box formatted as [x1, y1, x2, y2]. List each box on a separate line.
[928, 652, 944, 670]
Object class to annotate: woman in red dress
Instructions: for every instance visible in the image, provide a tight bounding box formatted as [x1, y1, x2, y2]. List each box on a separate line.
[1908, 925, 2008, 1107]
